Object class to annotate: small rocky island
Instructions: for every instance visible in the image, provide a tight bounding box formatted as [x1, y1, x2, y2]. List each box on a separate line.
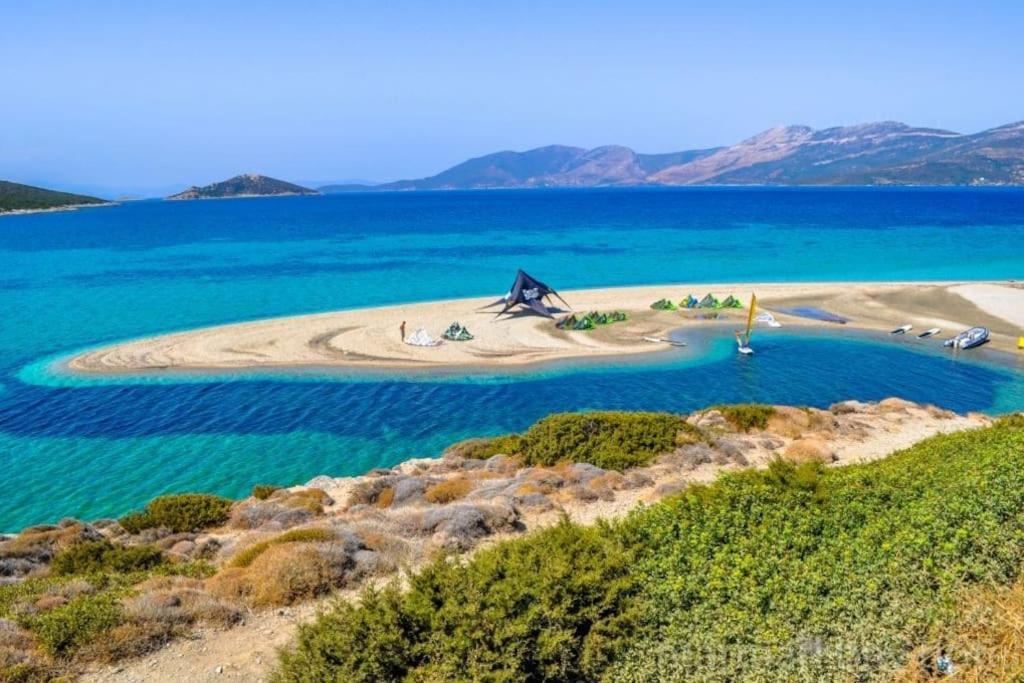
[168, 173, 320, 200]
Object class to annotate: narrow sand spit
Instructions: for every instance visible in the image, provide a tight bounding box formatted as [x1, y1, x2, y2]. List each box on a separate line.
[67, 281, 1024, 375]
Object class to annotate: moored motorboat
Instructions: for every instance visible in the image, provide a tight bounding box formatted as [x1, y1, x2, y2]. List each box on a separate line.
[917, 327, 941, 338]
[890, 324, 913, 335]
[944, 327, 989, 349]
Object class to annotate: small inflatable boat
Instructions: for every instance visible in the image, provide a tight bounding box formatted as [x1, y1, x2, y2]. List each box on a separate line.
[944, 327, 989, 350]
[890, 324, 913, 335]
[917, 327, 941, 338]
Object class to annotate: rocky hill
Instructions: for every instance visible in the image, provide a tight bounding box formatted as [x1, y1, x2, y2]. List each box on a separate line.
[0, 180, 109, 214]
[327, 120, 1024, 191]
[168, 174, 319, 200]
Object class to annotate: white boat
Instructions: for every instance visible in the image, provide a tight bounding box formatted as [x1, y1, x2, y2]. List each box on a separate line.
[917, 327, 941, 338]
[643, 336, 687, 347]
[735, 293, 756, 355]
[944, 327, 989, 350]
[754, 311, 782, 328]
[890, 324, 913, 335]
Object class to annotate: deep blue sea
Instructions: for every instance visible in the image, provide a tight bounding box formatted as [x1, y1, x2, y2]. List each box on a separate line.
[2, 188, 1024, 531]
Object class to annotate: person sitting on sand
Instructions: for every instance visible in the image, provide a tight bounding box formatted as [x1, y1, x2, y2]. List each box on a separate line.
[400, 321, 407, 341]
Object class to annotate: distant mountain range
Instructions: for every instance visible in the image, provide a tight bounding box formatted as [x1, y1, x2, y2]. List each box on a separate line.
[321, 120, 1024, 191]
[168, 174, 319, 200]
[0, 180, 110, 214]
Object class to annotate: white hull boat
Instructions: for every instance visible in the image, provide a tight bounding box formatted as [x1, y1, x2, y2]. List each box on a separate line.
[944, 327, 989, 350]
[917, 327, 941, 338]
[890, 324, 913, 335]
[643, 336, 687, 347]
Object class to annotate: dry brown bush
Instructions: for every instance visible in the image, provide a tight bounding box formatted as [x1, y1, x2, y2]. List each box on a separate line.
[209, 542, 348, 607]
[514, 482, 545, 496]
[424, 478, 473, 504]
[276, 488, 333, 514]
[245, 543, 343, 606]
[78, 620, 175, 663]
[375, 487, 395, 509]
[783, 438, 835, 464]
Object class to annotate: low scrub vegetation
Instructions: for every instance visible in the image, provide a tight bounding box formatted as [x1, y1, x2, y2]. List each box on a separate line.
[715, 403, 777, 431]
[461, 411, 694, 470]
[276, 520, 643, 681]
[251, 484, 281, 500]
[119, 493, 233, 533]
[51, 540, 165, 576]
[275, 419, 1024, 681]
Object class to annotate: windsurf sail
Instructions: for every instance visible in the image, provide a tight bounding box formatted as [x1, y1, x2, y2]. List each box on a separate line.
[744, 293, 757, 344]
[735, 293, 757, 354]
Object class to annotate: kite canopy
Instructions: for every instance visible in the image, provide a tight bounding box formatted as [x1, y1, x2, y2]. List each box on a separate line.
[481, 269, 570, 318]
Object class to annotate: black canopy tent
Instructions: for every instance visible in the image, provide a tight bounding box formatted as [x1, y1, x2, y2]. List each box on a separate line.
[481, 269, 570, 318]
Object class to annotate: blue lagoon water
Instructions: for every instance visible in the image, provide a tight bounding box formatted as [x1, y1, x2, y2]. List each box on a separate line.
[2, 188, 1024, 530]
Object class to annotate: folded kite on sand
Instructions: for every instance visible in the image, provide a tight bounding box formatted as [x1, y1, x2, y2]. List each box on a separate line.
[404, 328, 442, 347]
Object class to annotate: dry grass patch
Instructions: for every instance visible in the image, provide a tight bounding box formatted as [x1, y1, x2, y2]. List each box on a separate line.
[228, 527, 336, 569]
[783, 438, 835, 464]
[895, 579, 1024, 682]
[514, 483, 545, 497]
[221, 543, 343, 606]
[275, 488, 333, 514]
[375, 487, 395, 509]
[424, 478, 473, 504]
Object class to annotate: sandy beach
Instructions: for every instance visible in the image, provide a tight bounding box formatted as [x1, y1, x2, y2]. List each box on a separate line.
[67, 281, 1024, 375]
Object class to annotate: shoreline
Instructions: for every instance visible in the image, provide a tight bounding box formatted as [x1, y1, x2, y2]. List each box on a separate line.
[0, 201, 117, 217]
[66, 280, 1024, 376]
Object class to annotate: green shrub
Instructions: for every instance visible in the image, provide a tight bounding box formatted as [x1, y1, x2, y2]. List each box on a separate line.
[275, 520, 645, 682]
[229, 528, 336, 569]
[446, 434, 524, 460]
[51, 540, 165, 576]
[715, 403, 776, 431]
[517, 411, 690, 469]
[252, 485, 282, 500]
[456, 413, 691, 468]
[275, 419, 1024, 681]
[996, 412, 1024, 429]
[119, 493, 232, 533]
[22, 592, 123, 657]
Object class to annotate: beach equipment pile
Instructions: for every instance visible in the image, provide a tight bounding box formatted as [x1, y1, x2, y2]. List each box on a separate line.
[721, 295, 744, 309]
[653, 294, 745, 311]
[442, 322, 474, 341]
[557, 310, 628, 331]
[650, 299, 677, 311]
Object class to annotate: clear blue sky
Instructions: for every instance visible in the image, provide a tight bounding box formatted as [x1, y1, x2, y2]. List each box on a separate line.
[2, 0, 1022, 195]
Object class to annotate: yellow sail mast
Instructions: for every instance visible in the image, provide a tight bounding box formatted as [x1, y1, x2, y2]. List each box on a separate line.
[745, 293, 757, 341]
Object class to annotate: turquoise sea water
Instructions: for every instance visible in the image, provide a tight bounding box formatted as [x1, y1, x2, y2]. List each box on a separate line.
[2, 188, 1024, 531]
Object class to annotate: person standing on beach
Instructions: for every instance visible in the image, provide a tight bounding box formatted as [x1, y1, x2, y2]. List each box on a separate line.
[400, 321, 406, 341]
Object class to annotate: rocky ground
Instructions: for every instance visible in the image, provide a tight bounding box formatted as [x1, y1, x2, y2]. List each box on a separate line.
[0, 400, 988, 682]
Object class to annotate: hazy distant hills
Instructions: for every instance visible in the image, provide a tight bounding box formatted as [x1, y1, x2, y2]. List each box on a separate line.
[0, 180, 109, 214]
[169, 173, 319, 200]
[321, 120, 1024, 192]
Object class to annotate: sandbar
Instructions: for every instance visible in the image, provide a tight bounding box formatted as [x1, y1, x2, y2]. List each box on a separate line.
[67, 281, 1024, 375]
